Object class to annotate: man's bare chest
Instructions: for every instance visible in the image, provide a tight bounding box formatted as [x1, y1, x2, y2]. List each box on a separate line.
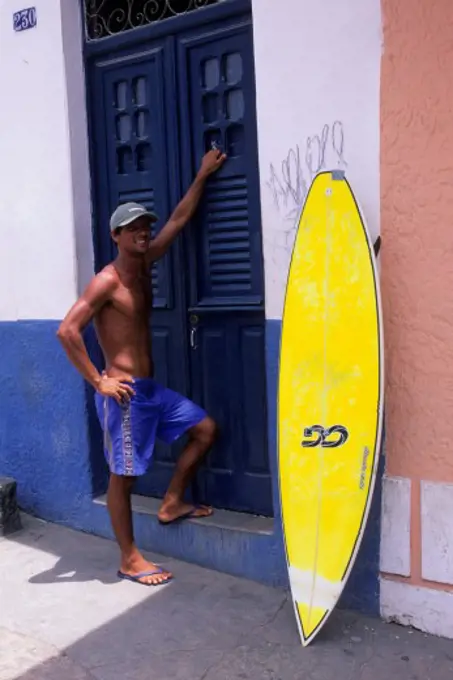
[111, 279, 152, 319]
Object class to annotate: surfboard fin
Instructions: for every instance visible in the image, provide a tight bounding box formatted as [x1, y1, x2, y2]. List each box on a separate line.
[331, 169, 345, 181]
[373, 235, 381, 257]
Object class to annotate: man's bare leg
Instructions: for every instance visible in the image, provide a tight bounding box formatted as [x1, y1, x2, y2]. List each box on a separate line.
[107, 473, 172, 584]
[157, 416, 217, 523]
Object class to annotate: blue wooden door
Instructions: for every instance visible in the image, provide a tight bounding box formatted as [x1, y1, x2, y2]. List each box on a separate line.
[90, 42, 192, 499]
[177, 19, 271, 515]
[87, 9, 271, 515]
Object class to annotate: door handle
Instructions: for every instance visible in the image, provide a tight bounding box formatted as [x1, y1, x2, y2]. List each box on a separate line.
[189, 314, 199, 350]
[190, 326, 198, 350]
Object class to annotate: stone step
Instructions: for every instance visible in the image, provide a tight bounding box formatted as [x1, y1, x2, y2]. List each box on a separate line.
[0, 477, 22, 536]
[92, 493, 285, 587]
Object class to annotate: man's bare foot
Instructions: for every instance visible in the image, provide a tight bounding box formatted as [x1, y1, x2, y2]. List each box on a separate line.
[157, 500, 213, 525]
[119, 551, 172, 586]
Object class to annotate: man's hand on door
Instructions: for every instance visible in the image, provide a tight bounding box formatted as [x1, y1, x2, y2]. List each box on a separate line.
[197, 148, 227, 179]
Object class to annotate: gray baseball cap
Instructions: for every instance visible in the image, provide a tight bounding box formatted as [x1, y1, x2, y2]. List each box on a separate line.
[109, 202, 158, 232]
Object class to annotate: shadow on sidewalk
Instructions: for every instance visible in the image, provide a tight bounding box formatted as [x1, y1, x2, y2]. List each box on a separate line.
[5, 515, 123, 586]
[7, 554, 453, 680]
[4, 516, 453, 680]
[10, 590, 453, 680]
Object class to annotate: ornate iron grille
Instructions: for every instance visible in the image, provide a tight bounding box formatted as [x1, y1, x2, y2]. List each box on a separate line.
[84, 0, 224, 40]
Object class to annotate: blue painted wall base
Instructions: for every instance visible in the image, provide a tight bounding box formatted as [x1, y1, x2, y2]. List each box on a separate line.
[0, 319, 382, 610]
[0, 320, 286, 586]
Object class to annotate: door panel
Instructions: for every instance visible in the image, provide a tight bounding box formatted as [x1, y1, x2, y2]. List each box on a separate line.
[177, 20, 272, 515]
[179, 23, 264, 308]
[91, 45, 190, 498]
[190, 313, 271, 515]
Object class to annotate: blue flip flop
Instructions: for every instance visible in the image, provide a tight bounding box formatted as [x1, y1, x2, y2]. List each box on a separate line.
[157, 506, 212, 526]
[117, 568, 173, 587]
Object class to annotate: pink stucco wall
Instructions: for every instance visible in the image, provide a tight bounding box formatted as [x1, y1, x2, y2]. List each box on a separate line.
[381, 0, 453, 483]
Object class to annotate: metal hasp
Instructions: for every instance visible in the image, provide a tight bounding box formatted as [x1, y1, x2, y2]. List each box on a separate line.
[189, 314, 199, 350]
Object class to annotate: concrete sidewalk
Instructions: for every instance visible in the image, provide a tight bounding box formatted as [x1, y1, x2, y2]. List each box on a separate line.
[0, 515, 452, 680]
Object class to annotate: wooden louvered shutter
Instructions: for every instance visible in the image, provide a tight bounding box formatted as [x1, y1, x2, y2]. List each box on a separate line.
[197, 175, 262, 306]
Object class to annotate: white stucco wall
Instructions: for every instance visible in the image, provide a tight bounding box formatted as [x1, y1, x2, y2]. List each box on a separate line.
[252, 0, 382, 320]
[0, 0, 92, 321]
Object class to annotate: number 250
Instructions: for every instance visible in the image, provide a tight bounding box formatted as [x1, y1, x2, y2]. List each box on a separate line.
[14, 8, 37, 32]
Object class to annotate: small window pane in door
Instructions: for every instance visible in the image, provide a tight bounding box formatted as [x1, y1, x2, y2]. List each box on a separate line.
[225, 89, 244, 121]
[204, 128, 222, 152]
[202, 93, 219, 123]
[136, 143, 152, 172]
[117, 146, 133, 175]
[135, 110, 148, 138]
[116, 114, 132, 142]
[132, 77, 147, 106]
[115, 81, 128, 109]
[224, 53, 243, 84]
[225, 124, 245, 157]
[202, 58, 220, 90]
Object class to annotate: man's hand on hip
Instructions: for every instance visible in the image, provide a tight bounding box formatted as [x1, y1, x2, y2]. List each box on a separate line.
[97, 374, 136, 404]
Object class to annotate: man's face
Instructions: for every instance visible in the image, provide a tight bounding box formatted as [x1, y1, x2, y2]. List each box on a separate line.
[113, 216, 153, 255]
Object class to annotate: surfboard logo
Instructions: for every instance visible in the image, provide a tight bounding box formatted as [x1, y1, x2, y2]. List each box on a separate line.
[301, 425, 349, 449]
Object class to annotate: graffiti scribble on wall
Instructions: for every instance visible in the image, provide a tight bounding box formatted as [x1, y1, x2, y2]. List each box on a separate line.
[263, 121, 348, 315]
[267, 121, 347, 222]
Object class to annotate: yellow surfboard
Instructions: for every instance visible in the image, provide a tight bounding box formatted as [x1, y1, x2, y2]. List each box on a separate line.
[278, 170, 383, 646]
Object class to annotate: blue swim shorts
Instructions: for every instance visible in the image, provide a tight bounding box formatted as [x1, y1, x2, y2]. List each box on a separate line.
[94, 378, 207, 477]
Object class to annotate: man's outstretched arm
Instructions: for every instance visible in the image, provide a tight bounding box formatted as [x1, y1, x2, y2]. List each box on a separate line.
[146, 148, 226, 265]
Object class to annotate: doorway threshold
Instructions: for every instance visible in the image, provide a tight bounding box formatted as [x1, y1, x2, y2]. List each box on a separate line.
[94, 493, 274, 535]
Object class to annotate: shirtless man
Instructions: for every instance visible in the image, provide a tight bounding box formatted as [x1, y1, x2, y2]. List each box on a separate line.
[57, 148, 227, 586]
